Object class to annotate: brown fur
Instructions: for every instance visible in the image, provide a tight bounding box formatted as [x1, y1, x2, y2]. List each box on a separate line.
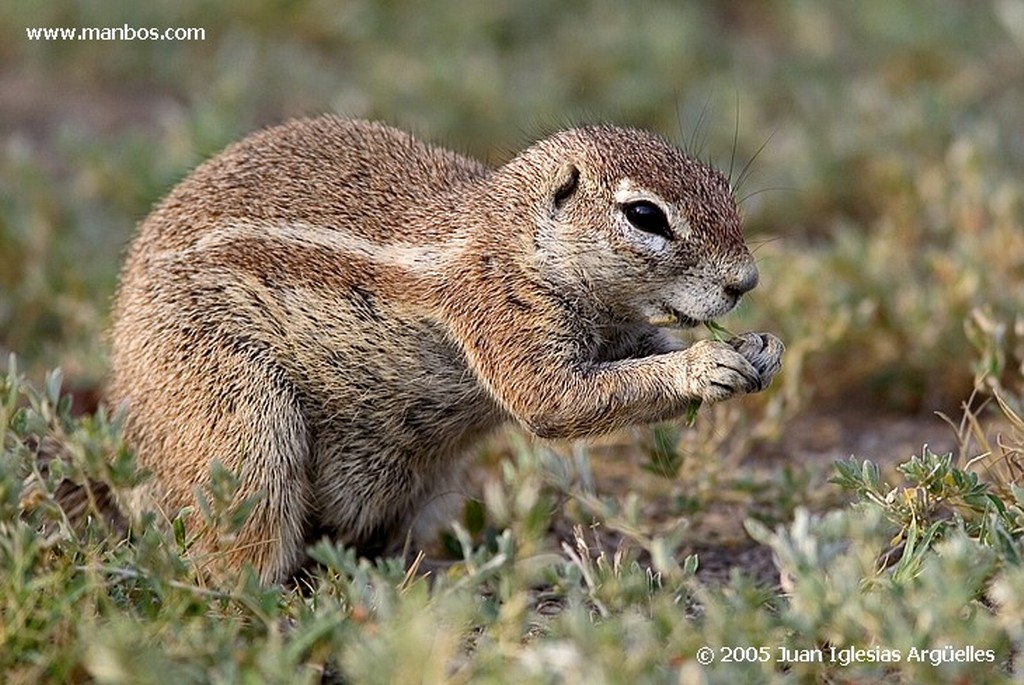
[107, 116, 783, 583]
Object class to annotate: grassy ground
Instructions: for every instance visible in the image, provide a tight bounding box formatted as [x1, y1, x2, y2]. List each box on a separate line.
[3, 1, 1024, 682]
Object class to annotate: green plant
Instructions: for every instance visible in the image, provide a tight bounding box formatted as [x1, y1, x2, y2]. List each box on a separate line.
[833, 448, 1024, 578]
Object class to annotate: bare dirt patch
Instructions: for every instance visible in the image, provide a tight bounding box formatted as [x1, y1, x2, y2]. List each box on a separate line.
[546, 409, 968, 587]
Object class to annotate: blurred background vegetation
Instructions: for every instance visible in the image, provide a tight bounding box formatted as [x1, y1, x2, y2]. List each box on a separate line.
[1, 0, 1023, 415]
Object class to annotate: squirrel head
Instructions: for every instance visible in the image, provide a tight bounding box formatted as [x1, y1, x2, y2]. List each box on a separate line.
[494, 125, 759, 327]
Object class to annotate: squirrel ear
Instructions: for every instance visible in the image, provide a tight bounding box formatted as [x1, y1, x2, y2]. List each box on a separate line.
[551, 163, 580, 210]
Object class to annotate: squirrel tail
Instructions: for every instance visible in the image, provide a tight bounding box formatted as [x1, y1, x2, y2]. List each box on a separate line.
[20, 435, 128, 535]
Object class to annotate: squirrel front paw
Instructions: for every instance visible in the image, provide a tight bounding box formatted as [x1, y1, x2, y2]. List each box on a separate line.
[682, 339, 762, 403]
[681, 332, 784, 404]
[728, 331, 784, 392]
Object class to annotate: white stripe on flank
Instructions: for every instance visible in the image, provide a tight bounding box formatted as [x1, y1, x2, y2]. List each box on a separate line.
[193, 221, 464, 273]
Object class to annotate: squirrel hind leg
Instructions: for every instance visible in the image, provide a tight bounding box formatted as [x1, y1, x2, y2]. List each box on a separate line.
[188, 360, 315, 585]
[115, 329, 316, 586]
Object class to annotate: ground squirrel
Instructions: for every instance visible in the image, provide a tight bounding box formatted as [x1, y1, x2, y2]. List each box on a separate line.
[105, 116, 783, 583]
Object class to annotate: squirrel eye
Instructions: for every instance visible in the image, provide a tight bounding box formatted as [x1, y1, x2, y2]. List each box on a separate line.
[622, 201, 674, 240]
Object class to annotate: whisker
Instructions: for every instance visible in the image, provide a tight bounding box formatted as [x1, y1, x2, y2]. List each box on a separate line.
[738, 185, 795, 206]
[735, 128, 778, 192]
[747, 236, 784, 255]
[687, 91, 714, 160]
[728, 93, 740, 185]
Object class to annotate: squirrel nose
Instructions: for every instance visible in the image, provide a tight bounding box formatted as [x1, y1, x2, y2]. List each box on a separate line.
[724, 262, 759, 299]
